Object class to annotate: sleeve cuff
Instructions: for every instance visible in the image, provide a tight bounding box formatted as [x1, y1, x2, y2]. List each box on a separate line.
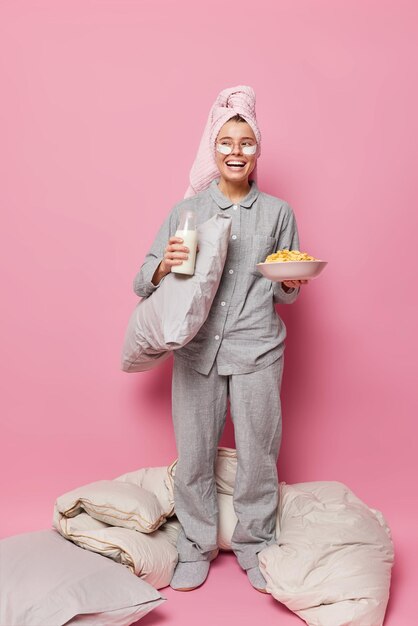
[133, 257, 167, 298]
[273, 282, 301, 305]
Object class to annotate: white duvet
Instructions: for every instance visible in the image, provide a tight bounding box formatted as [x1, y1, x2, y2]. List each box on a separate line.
[53, 447, 394, 625]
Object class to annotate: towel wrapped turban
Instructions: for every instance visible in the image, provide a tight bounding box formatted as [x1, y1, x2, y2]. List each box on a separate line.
[184, 85, 261, 199]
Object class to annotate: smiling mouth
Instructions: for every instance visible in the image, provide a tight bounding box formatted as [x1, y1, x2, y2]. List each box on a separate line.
[225, 161, 246, 169]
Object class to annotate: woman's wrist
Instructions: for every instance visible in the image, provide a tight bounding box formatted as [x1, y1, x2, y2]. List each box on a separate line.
[151, 261, 169, 286]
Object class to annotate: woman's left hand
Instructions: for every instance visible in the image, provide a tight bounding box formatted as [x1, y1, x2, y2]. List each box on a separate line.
[282, 279, 309, 289]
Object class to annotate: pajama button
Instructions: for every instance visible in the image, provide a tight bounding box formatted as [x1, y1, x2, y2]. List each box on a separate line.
[229, 269, 234, 274]
[233, 205, 238, 210]
[220, 301, 226, 306]
[215, 335, 220, 340]
[231, 234, 237, 240]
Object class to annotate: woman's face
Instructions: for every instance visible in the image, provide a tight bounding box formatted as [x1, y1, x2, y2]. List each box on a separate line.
[215, 120, 258, 183]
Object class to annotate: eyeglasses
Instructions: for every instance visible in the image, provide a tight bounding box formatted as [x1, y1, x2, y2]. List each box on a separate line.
[216, 141, 257, 156]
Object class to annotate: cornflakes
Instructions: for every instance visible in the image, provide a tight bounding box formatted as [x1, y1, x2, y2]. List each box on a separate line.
[265, 249, 317, 263]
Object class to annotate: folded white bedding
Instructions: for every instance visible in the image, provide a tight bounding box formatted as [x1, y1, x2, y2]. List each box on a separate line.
[53, 447, 394, 625]
[53, 463, 179, 589]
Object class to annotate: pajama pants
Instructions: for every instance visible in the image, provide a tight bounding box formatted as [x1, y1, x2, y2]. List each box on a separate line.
[171, 353, 284, 571]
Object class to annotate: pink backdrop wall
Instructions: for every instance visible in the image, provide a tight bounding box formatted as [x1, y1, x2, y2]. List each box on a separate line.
[1, 1, 416, 623]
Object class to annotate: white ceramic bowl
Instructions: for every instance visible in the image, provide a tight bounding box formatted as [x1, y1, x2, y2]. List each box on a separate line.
[256, 260, 328, 282]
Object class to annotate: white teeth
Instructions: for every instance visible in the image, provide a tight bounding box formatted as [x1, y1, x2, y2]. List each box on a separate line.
[226, 161, 245, 166]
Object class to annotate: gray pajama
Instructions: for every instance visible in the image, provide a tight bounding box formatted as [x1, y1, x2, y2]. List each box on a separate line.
[133, 177, 301, 570]
[172, 352, 284, 570]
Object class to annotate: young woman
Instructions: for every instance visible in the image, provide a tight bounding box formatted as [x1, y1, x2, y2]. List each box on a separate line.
[133, 87, 307, 593]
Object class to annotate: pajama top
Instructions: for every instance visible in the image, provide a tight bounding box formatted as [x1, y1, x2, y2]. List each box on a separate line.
[133, 177, 301, 375]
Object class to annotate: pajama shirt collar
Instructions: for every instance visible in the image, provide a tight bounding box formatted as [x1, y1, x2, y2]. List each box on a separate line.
[208, 177, 260, 210]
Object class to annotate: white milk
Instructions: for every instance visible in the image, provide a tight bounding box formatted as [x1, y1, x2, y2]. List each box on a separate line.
[171, 229, 198, 275]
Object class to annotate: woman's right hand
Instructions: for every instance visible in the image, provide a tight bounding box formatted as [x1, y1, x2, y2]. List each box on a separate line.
[160, 236, 190, 274]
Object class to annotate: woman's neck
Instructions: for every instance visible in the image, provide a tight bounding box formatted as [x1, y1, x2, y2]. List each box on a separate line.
[217, 177, 251, 203]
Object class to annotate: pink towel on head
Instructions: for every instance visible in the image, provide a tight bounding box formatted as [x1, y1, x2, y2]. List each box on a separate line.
[184, 85, 262, 199]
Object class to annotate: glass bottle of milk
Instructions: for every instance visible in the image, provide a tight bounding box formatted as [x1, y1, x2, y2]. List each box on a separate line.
[171, 207, 198, 276]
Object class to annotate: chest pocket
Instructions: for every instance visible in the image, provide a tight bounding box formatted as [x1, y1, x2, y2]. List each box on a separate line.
[246, 234, 277, 276]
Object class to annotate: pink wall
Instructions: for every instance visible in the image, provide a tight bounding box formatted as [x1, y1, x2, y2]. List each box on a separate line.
[1, 1, 417, 623]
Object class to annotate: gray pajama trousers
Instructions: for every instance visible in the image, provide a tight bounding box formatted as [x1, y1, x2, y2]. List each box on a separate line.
[171, 353, 285, 571]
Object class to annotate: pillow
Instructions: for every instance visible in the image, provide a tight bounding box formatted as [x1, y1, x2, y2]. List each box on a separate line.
[53, 509, 181, 589]
[0, 529, 165, 626]
[258, 481, 394, 626]
[54, 480, 166, 533]
[217, 492, 237, 551]
[214, 446, 238, 495]
[121, 212, 232, 372]
[115, 462, 176, 518]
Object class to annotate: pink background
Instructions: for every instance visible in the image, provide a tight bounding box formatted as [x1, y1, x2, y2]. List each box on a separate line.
[1, 1, 417, 624]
